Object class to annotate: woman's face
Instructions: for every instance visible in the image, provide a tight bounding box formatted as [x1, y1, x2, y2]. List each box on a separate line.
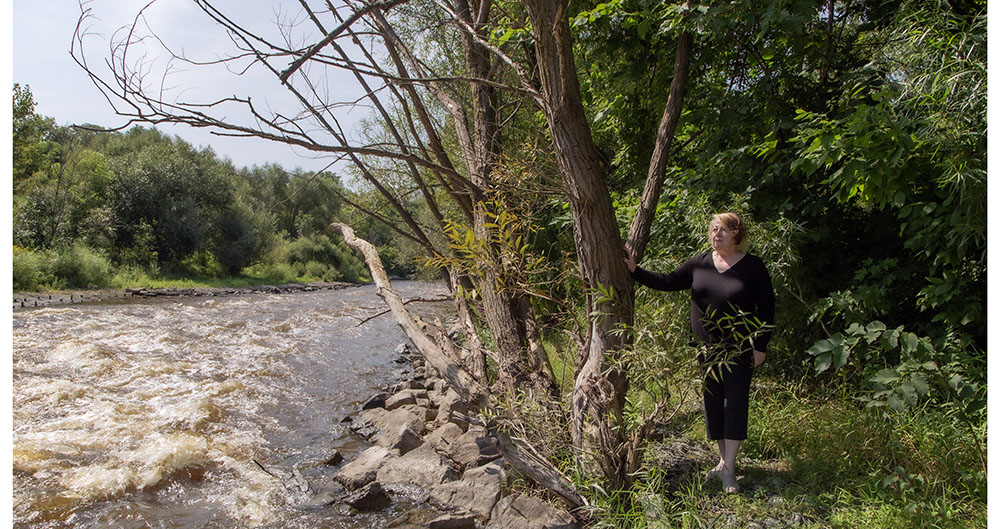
[710, 222, 739, 253]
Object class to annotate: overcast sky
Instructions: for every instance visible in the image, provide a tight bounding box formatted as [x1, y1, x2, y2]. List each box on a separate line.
[12, 0, 366, 173]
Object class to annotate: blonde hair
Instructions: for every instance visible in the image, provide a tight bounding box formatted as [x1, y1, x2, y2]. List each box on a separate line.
[709, 212, 747, 251]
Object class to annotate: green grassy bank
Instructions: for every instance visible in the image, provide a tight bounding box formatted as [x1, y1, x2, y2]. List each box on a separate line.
[587, 377, 986, 529]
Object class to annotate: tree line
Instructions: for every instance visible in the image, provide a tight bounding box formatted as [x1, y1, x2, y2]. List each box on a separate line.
[13, 83, 428, 290]
[52, 0, 986, 525]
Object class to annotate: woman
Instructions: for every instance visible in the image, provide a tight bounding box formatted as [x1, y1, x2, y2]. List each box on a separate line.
[625, 212, 774, 493]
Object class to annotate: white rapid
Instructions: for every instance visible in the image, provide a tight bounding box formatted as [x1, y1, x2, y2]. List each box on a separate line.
[12, 282, 450, 528]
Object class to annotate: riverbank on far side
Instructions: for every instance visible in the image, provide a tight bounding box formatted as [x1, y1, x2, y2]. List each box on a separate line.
[12, 281, 360, 311]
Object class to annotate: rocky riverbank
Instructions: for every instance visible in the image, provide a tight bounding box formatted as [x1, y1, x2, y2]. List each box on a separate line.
[329, 343, 579, 529]
[12, 281, 358, 311]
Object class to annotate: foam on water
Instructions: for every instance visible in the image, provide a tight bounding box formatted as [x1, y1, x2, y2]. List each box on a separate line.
[13, 282, 450, 528]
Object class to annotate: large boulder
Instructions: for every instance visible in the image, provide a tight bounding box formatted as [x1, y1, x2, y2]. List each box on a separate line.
[376, 442, 460, 490]
[486, 493, 578, 529]
[399, 403, 437, 423]
[360, 407, 425, 438]
[361, 392, 389, 410]
[429, 462, 504, 520]
[335, 445, 394, 490]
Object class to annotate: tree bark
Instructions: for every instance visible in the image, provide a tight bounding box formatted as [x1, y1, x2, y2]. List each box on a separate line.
[523, 0, 634, 485]
[625, 29, 693, 262]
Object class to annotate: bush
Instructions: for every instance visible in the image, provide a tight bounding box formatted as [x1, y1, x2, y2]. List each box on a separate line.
[52, 244, 113, 288]
[177, 250, 224, 278]
[243, 262, 297, 284]
[13, 244, 113, 290]
[13, 246, 54, 290]
[259, 233, 367, 283]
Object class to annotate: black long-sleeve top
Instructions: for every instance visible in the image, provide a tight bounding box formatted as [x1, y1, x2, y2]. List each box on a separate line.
[632, 251, 775, 353]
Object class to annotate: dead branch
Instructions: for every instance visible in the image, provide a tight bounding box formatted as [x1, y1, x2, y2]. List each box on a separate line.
[279, 0, 407, 83]
[331, 222, 485, 404]
[355, 296, 452, 325]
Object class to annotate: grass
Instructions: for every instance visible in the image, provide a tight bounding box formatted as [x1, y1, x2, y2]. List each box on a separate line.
[584, 375, 986, 529]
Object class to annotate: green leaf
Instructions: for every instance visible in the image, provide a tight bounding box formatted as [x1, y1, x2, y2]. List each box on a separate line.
[814, 353, 832, 374]
[832, 344, 850, 370]
[871, 368, 900, 385]
[909, 373, 930, 396]
[866, 320, 887, 333]
[887, 394, 904, 412]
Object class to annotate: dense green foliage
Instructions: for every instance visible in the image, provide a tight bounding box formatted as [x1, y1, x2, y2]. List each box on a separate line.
[11, 84, 421, 290]
[560, 0, 986, 525]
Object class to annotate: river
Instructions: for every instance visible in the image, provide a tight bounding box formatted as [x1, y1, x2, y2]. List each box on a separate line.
[12, 281, 452, 528]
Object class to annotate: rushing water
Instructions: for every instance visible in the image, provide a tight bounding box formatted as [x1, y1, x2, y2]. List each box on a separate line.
[12, 282, 451, 529]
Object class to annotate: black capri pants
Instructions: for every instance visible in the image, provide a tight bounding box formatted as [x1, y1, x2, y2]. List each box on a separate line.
[700, 348, 754, 440]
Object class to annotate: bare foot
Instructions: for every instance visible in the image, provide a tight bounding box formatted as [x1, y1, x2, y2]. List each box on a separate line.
[706, 460, 725, 480]
[720, 468, 740, 494]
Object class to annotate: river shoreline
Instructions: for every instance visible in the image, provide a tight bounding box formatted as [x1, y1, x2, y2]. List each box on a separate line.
[12, 281, 361, 311]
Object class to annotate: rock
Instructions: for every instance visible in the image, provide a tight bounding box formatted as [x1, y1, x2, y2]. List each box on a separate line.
[422, 422, 465, 453]
[405, 379, 427, 390]
[487, 493, 578, 529]
[386, 390, 418, 410]
[375, 420, 424, 454]
[343, 481, 392, 511]
[387, 389, 430, 411]
[435, 409, 471, 432]
[395, 343, 411, 356]
[354, 407, 390, 439]
[429, 513, 478, 529]
[387, 508, 439, 528]
[323, 450, 345, 466]
[335, 446, 394, 490]
[362, 392, 389, 410]
[376, 443, 460, 490]
[430, 462, 504, 520]
[400, 403, 437, 423]
[434, 388, 469, 419]
[360, 407, 426, 439]
[451, 428, 501, 468]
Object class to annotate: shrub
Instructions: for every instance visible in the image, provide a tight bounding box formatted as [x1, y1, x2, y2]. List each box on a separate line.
[12, 246, 53, 290]
[52, 244, 113, 288]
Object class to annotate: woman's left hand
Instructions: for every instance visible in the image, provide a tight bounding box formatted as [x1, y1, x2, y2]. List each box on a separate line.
[752, 350, 766, 367]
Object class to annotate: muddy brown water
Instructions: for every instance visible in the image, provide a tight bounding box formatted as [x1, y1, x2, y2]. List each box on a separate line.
[12, 281, 451, 528]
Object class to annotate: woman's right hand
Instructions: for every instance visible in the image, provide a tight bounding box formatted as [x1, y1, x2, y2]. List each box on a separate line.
[624, 248, 636, 273]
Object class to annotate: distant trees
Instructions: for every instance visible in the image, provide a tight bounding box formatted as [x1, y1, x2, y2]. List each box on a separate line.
[12, 85, 372, 288]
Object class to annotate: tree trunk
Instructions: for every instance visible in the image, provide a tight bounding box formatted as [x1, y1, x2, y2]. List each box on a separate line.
[448, 0, 558, 397]
[626, 29, 693, 262]
[523, 0, 634, 485]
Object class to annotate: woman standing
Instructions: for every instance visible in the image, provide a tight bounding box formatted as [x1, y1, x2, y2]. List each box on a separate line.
[625, 212, 775, 493]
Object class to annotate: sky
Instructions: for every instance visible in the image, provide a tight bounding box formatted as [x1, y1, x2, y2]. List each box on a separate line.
[11, 0, 367, 173]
